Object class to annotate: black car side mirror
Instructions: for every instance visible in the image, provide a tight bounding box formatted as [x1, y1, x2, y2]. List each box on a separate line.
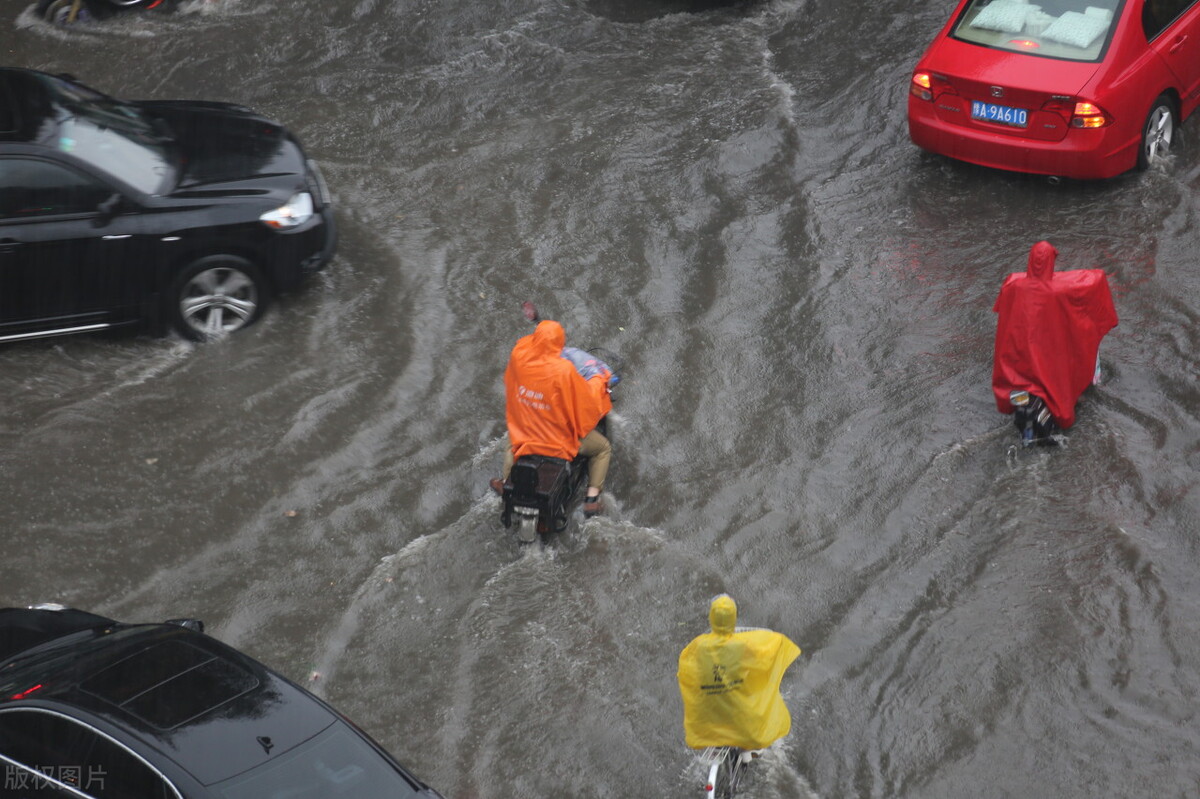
[94, 193, 122, 226]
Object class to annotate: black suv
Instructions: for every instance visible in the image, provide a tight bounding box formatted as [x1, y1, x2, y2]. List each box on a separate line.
[0, 606, 444, 798]
[0, 68, 336, 343]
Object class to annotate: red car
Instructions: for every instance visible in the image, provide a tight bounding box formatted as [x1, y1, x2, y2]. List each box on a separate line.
[907, 0, 1200, 179]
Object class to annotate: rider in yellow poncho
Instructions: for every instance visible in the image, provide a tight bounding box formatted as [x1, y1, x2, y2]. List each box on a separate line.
[677, 595, 801, 750]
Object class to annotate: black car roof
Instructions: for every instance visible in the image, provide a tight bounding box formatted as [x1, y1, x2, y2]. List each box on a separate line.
[0, 609, 336, 786]
[0, 606, 115, 662]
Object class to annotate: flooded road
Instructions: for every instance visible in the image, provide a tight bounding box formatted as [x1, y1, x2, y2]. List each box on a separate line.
[2, 0, 1199, 796]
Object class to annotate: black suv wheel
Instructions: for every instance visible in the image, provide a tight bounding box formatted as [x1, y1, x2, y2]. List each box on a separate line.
[170, 256, 268, 341]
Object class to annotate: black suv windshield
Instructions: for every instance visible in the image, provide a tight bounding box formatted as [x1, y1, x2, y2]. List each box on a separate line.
[213, 724, 422, 799]
[41, 74, 174, 194]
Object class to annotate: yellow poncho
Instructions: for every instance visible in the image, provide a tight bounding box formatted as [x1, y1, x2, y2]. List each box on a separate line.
[677, 595, 801, 750]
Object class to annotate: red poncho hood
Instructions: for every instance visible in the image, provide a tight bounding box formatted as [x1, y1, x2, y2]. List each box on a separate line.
[992, 241, 1118, 428]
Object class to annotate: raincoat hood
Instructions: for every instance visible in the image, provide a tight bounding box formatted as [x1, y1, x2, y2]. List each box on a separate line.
[531, 320, 566, 355]
[709, 595, 737, 637]
[1027, 240, 1057, 281]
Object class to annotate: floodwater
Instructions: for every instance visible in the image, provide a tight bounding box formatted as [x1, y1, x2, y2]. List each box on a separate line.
[2, 0, 1199, 796]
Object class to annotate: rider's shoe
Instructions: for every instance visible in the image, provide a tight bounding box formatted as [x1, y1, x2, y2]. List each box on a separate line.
[582, 493, 602, 517]
[489, 478, 505, 496]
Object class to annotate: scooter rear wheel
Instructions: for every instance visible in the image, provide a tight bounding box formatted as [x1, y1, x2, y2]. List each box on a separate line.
[38, 0, 93, 24]
[515, 515, 539, 544]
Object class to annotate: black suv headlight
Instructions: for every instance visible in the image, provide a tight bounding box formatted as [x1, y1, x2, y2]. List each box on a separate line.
[260, 191, 315, 229]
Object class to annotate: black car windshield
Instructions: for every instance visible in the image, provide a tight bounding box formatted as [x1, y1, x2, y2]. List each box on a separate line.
[952, 0, 1126, 63]
[212, 724, 423, 799]
[41, 74, 173, 194]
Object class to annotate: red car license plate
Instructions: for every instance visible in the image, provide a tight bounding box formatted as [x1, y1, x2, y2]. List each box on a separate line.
[972, 100, 1028, 127]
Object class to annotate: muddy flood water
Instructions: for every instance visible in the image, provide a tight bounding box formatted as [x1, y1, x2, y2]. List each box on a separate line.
[2, 0, 1200, 796]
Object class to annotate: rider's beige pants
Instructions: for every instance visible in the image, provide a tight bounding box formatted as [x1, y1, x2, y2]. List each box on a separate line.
[501, 429, 611, 492]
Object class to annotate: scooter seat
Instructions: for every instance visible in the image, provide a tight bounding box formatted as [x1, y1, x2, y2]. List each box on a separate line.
[511, 455, 571, 500]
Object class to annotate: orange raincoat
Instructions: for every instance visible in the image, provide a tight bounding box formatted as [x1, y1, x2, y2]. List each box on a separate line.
[505, 320, 612, 461]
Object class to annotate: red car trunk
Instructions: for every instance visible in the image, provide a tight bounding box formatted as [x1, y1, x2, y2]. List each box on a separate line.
[924, 37, 1104, 142]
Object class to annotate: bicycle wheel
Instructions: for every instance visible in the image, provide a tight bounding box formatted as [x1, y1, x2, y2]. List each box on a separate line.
[726, 750, 746, 796]
[705, 749, 736, 799]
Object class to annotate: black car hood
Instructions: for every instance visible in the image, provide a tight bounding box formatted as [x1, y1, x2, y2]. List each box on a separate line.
[136, 100, 307, 193]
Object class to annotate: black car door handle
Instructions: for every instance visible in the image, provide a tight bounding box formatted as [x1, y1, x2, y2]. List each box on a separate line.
[0, 238, 20, 254]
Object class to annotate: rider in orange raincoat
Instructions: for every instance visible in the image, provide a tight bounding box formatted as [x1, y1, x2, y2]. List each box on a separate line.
[678, 595, 801, 751]
[491, 319, 612, 514]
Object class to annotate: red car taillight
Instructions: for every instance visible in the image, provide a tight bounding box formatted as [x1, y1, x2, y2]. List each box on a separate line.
[910, 72, 934, 101]
[1071, 101, 1113, 128]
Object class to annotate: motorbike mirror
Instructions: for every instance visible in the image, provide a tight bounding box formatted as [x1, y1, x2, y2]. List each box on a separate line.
[522, 301, 539, 323]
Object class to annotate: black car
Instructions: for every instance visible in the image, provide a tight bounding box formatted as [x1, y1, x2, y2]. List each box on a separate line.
[0, 68, 336, 343]
[0, 606, 443, 798]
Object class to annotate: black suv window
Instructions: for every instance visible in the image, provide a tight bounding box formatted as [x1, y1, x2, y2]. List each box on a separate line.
[0, 75, 14, 135]
[0, 158, 111, 220]
[213, 725, 422, 799]
[0, 709, 178, 799]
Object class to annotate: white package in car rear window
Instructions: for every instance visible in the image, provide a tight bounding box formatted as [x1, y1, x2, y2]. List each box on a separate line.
[1041, 10, 1109, 48]
[972, 0, 1034, 33]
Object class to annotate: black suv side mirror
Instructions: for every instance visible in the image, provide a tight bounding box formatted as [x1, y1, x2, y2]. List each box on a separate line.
[93, 193, 123, 226]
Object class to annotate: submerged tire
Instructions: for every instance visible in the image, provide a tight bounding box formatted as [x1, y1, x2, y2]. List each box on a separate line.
[516, 515, 539, 544]
[169, 256, 267, 341]
[37, 0, 94, 24]
[1138, 95, 1176, 171]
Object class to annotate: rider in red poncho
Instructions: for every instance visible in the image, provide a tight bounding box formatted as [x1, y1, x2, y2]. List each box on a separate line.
[992, 241, 1118, 433]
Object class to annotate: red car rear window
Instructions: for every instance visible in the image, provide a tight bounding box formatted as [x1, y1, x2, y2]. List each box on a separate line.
[952, 0, 1126, 62]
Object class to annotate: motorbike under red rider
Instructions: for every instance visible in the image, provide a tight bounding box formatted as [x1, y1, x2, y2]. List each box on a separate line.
[992, 240, 1118, 444]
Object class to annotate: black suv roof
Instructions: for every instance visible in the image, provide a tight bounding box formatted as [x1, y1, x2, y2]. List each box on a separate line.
[0, 608, 335, 786]
[0, 606, 112, 662]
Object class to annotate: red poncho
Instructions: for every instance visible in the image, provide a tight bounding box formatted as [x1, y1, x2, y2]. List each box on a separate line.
[992, 241, 1117, 428]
